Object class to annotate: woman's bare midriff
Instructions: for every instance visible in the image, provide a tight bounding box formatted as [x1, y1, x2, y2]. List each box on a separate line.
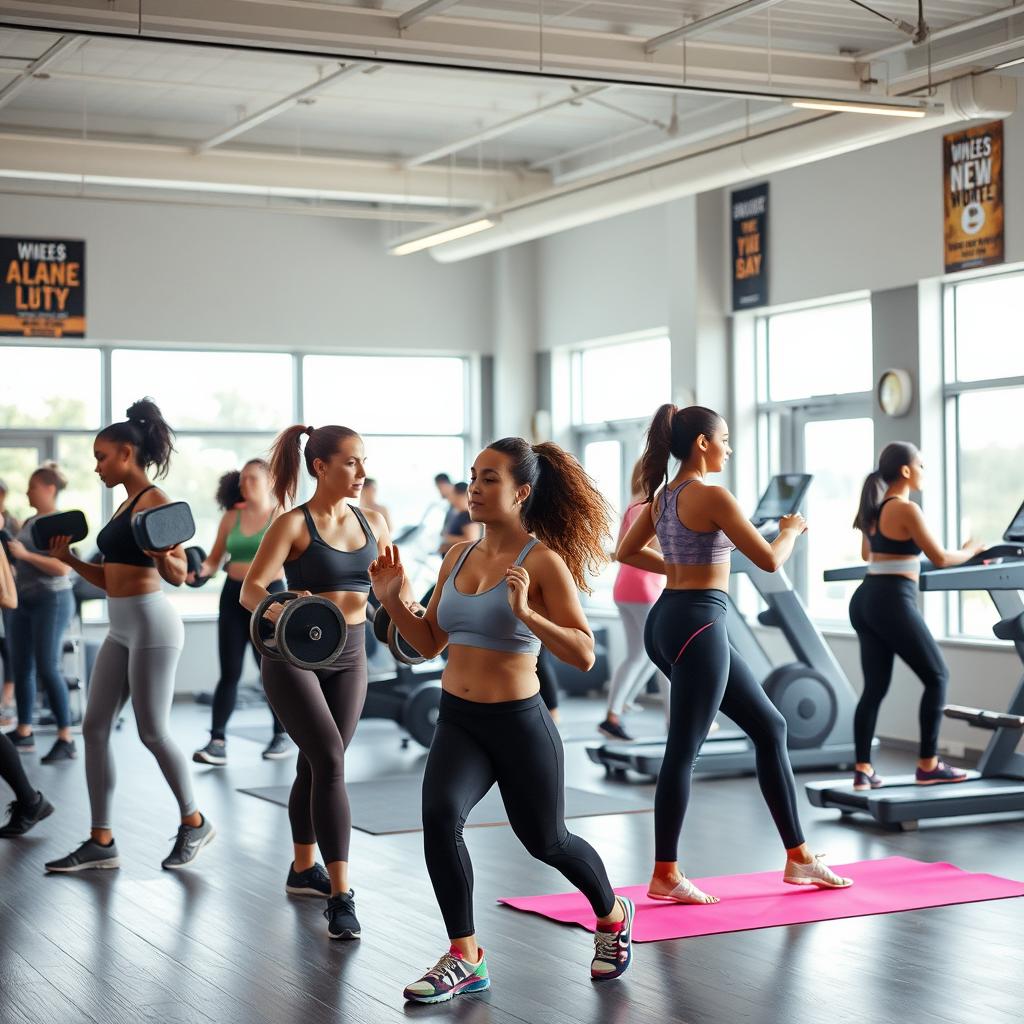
[664, 563, 731, 592]
[442, 645, 541, 702]
[104, 563, 163, 598]
[313, 589, 371, 626]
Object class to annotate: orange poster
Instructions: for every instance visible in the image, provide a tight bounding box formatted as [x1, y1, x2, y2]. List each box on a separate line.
[0, 237, 86, 337]
[943, 121, 1003, 274]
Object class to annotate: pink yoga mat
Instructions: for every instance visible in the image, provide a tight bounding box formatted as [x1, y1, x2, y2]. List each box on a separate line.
[498, 856, 1024, 942]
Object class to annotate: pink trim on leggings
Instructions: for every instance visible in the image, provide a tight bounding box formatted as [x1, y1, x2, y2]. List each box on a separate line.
[673, 619, 717, 664]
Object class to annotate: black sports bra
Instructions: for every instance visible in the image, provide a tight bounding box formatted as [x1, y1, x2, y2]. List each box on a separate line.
[868, 498, 922, 556]
[96, 486, 157, 568]
[284, 504, 375, 595]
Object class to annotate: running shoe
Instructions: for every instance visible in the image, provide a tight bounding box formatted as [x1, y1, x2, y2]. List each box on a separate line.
[403, 946, 490, 1003]
[915, 761, 968, 785]
[45, 838, 120, 872]
[41, 738, 77, 764]
[324, 889, 361, 939]
[262, 734, 292, 760]
[4, 729, 34, 753]
[161, 815, 216, 870]
[0, 792, 54, 837]
[784, 854, 853, 889]
[591, 895, 635, 981]
[286, 862, 331, 897]
[193, 739, 227, 766]
[852, 768, 884, 791]
[598, 719, 633, 742]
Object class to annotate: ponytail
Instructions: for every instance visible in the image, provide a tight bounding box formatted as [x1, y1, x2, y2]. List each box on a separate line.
[269, 424, 359, 510]
[216, 470, 243, 511]
[853, 441, 920, 530]
[31, 460, 68, 493]
[486, 437, 611, 592]
[97, 397, 175, 479]
[637, 403, 724, 504]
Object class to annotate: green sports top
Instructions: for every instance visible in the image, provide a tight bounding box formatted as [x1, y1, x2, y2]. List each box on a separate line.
[225, 510, 272, 565]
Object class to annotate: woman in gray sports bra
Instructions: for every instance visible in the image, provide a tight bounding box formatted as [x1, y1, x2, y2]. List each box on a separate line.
[242, 423, 411, 942]
[371, 438, 636, 1005]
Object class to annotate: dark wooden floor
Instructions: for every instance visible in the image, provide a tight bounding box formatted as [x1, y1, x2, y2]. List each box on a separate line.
[2, 696, 1022, 1024]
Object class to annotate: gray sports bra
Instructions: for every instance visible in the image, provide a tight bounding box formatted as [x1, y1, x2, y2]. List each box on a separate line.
[436, 539, 541, 655]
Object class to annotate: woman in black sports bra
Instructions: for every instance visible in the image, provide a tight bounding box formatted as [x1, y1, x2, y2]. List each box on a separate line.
[850, 442, 984, 791]
[242, 424, 413, 941]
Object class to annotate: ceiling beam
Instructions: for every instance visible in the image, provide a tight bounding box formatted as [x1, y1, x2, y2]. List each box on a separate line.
[645, 0, 790, 54]
[195, 62, 368, 153]
[404, 84, 607, 167]
[0, 34, 81, 111]
[398, 0, 463, 32]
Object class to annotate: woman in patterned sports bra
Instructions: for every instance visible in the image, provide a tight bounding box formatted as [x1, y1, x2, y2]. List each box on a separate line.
[849, 442, 982, 792]
[370, 438, 635, 1005]
[192, 458, 287, 766]
[618, 404, 853, 906]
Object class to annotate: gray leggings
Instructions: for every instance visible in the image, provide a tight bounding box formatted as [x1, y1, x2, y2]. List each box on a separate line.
[84, 591, 194, 830]
[607, 601, 669, 721]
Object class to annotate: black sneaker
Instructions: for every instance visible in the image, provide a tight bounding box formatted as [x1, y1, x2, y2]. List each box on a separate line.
[5, 729, 35, 753]
[598, 719, 634, 742]
[46, 837, 120, 872]
[262, 733, 291, 760]
[41, 738, 77, 764]
[193, 739, 227, 766]
[161, 814, 216, 870]
[324, 889, 361, 939]
[286, 861, 331, 897]
[0, 792, 54, 837]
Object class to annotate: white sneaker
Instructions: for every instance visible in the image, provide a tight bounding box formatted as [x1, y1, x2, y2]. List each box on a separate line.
[784, 854, 852, 889]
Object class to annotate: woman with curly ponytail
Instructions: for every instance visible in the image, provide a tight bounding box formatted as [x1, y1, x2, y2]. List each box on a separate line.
[618, 404, 853, 904]
[45, 398, 215, 876]
[370, 438, 635, 1005]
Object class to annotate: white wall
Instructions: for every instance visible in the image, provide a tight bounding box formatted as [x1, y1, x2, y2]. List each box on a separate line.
[0, 194, 494, 352]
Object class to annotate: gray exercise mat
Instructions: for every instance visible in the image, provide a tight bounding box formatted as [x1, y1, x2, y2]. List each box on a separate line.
[239, 777, 652, 835]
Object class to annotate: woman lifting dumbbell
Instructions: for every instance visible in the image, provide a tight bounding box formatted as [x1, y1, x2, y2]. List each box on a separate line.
[241, 424, 410, 941]
[849, 442, 981, 791]
[370, 438, 635, 1005]
[192, 459, 288, 766]
[45, 398, 214, 874]
[618, 404, 851, 905]
[5, 462, 77, 762]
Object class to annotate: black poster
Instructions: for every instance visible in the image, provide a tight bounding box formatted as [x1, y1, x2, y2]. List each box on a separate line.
[731, 184, 768, 311]
[0, 237, 86, 337]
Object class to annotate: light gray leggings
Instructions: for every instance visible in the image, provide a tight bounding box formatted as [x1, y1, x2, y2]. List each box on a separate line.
[84, 591, 195, 830]
[607, 601, 669, 721]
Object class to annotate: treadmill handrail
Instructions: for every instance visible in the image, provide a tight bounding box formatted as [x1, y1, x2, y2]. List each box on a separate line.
[919, 559, 1024, 592]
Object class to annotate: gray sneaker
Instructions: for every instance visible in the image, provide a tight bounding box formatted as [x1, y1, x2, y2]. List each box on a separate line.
[161, 815, 216, 870]
[193, 739, 227, 766]
[45, 838, 120, 873]
[262, 733, 291, 760]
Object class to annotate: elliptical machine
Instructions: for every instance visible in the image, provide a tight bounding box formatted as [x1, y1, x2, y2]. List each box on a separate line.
[587, 474, 863, 779]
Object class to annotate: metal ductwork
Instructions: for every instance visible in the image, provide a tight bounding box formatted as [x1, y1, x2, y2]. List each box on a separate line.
[429, 74, 1016, 262]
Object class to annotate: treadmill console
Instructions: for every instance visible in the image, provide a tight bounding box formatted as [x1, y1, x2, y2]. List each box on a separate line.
[751, 474, 813, 530]
[1003, 498, 1024, 544]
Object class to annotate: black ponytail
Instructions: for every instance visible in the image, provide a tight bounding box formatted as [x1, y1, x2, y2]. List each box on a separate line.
[853, 441, 920, 530]
[216, 470, 243, 511]
[97, 397, 175, 479]
[638, 403, 724, 504]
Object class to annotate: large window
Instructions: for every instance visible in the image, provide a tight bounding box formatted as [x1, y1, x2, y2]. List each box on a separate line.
[755, 299, 874, 623]
[944, 272, 1024, 638]
[1, 344, 470, 619]
[570, 333, 671, 603]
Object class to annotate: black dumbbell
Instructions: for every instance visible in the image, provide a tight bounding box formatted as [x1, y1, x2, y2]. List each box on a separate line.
[250, 591, 347, 670]
[31, 510, 89, 549]
[131, 501, 196, 551]
[368, 603, 427, 666]
[185, 546, 210, 588]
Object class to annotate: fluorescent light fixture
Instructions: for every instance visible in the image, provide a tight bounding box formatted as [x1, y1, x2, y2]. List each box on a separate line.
[390, 218, 494, 256]
[790, 98, 928, 118]
[994, 56, 1024, 71]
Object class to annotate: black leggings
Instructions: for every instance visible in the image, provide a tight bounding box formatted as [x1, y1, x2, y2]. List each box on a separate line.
[645, 589, 804, 860]
[423, 691, 615, 939]
[210, 577, 285, 740]
[0, 729, 36, 805]
[261, 627, 368, 864]
[850, 575, 948, 763]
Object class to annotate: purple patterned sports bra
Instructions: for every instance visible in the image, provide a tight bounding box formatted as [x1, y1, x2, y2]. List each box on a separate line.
[655, 480, 735, 566]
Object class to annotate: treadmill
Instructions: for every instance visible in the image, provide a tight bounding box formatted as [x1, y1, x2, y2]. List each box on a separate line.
[588, 474, 863, 779]
[806, 500, 1024, 830]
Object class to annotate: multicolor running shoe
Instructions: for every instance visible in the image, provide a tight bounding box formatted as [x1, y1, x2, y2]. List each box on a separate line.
[403, 945, 490, 1004]
[591, 895, 635, 981]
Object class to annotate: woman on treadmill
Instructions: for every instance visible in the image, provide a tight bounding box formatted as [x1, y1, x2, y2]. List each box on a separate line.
[850, 442, 983, 791]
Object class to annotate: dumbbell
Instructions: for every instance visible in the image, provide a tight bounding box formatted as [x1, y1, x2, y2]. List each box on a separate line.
[131, 501, 196, 551]
[185, 546, 210, 588]
[370, 603, 428, 666]
[31, 510, 89, 549]
[250, 591, 348, 670]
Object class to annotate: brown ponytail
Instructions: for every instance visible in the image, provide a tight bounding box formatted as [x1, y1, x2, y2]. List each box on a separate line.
[269, 424, 359, 510]
[487, 437, 612, 593]
[638, 403, 724, 504]
[31, 461, 68, 493]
